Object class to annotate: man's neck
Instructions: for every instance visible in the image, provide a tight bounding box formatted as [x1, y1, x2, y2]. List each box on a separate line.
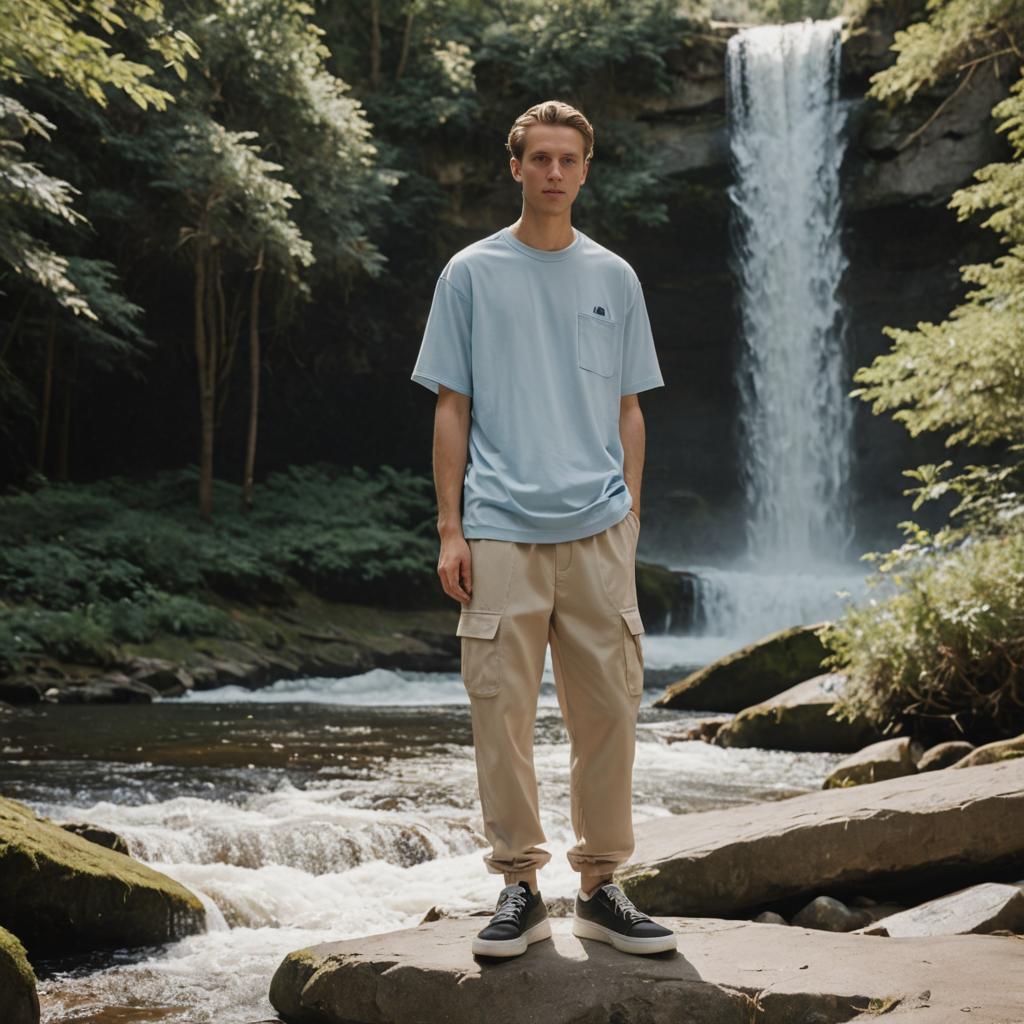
[508, 215, 576, 253]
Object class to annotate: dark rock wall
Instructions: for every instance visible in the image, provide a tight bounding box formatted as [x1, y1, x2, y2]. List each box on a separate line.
[535, 9, 1016, 563]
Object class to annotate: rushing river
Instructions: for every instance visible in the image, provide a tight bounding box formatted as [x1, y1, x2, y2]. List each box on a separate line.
[1, 637, 846, 1024]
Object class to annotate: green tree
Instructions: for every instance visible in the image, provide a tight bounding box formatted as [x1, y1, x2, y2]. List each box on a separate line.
[819, 0, 1024, 740]
[848, 0, 1024, 561]
[111, 0, 393, 520]
[0, 1, 197, 471]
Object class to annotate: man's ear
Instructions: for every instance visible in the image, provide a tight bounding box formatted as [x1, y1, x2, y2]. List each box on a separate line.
[510, 156, 521, 183]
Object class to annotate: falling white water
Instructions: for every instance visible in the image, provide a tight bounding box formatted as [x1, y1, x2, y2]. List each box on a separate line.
[726, 18, 854, 570]
[665, 17, 867, 652]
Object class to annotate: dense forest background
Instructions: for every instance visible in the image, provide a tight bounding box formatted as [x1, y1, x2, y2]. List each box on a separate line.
[1, 0, 868, 500]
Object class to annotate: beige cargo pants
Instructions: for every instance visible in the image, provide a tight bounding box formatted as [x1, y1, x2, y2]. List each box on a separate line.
[456, 507, 645, 891]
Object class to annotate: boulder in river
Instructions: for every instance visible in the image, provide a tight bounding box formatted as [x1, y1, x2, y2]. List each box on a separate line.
[58, 821, 132, 856]
[0, 924, 39, 1024]
[714, 671, 884, 752]
[951, 732, 1024, 768]
[858, 881, 1024, 938]
[118, 656, 195, 696]
[269, 915, 1024, 1024]
[0, 674, 159, 704]
[654, 622, 831, 712]
[916, 740, 975, 771]
[823, 736, 924, 788]
[617, 759, 1024, 919]
[790, 894, 872, 932]
[0, 795, 205, 956]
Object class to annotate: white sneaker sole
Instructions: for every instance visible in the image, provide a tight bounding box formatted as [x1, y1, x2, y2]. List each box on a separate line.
[472, 916, 552, 957]
[572, 915, 677, 954]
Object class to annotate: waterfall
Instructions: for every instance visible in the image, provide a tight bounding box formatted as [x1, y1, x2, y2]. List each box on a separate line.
[726, 18, 854, 570]
[678, 18, 865, 651]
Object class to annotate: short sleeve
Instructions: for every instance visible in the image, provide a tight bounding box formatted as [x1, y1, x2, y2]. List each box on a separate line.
[410, 272, 473, 397]
[620, 273, 665, 396]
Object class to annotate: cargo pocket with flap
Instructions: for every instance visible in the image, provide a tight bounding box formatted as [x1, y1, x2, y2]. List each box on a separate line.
[620, 606, 645, 697]
[457, 609, 503, 698]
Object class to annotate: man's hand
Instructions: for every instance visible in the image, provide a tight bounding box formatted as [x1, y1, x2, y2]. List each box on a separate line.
[439, 535, 473, 604]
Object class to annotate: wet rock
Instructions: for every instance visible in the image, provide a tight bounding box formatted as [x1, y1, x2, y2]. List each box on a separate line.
[752, 910, 788, 925]
[791, 895, 872, 932]
[823, 736, 924, 788]
[619, 759, 1024, 919]
[858, 881, 1024, 938]
[0, 925, 38, 1024]
[58, 822, 131, 856]
[119, 656, 194, 696]
[951, 733, 1024, 768]
[0, 679, 45, 704]
[714, 672, 883, 752]
[917, 740, 975, 772]
[269, 915, 1024, 1024]
[0, 795, 205, 956]
[47, 674, 158, 704]
[0, 675, 158, 704]
[655, 622, 832, 713]
[847, 898, 908, 925]
[668, 716, 731, 743]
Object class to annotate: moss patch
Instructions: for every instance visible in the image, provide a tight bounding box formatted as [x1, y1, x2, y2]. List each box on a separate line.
[0, 924, 39, 1024]
[0, 796, 205, 957]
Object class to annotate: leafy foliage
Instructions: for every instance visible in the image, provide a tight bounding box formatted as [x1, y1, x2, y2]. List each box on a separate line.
[0, 464, 439, 672]
[819, 527, 1024, 741]
[819, 0, 1024, 739]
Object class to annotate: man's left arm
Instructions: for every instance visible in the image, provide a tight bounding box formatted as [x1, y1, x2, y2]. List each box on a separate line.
[619, 394, 646, 520]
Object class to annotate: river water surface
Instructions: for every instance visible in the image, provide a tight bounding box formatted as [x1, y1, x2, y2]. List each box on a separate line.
[1, 639, 845, 1023]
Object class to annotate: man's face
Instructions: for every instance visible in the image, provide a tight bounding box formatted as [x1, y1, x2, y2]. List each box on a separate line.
[511, 124, 589, 213]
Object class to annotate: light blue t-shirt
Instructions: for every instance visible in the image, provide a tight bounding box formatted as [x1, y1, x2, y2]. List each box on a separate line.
[410, 225, 665, 543]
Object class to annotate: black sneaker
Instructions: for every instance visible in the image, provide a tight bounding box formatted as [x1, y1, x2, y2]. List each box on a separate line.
[572, 882, 676, 954]
[472, 881, 551, 957]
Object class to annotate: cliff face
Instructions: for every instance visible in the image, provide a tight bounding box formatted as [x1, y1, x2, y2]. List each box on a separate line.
[588, 7, 1015, 562]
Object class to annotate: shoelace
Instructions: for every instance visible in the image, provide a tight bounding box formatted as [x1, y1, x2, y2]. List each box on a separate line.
[601, 885, 650, 925]
[491, 885, 530, 924]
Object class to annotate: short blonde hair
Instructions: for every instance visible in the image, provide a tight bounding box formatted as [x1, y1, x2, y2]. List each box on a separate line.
[506, 100, 595, 164]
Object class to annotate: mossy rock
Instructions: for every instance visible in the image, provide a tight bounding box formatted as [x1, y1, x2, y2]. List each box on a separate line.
[0, 796, 205, 957]
[0, 925, 39, 1024]
[654, 622, 832, 712]
[715, 673, 884, 754]
[952, 733, 1024, 768]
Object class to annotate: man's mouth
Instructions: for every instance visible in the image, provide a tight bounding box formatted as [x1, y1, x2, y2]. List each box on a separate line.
[544, 189, 564, 194]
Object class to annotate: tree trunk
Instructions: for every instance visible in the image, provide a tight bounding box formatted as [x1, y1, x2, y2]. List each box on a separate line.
[370, 0, 381, 89]
[36, 313, 56, 473]
[242, 245, 265, 513]
[55, 338, 74, 481]
[195, 235, 215, 522]
[396, 5, 415, 80]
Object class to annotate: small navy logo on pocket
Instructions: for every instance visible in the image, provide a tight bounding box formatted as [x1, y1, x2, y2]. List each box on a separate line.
[593, 305, 606, 316]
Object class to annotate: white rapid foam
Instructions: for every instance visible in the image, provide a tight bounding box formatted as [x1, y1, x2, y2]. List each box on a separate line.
[31, 690, 844, 1023]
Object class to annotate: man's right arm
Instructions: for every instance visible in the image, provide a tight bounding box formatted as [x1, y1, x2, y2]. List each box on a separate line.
[433, 384, 473, 603]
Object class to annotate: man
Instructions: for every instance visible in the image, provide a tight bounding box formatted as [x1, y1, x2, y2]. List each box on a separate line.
[410, 100, 674, 958]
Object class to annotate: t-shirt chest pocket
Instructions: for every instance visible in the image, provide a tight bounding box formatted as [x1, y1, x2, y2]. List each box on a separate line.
[577, 311, 620, 378]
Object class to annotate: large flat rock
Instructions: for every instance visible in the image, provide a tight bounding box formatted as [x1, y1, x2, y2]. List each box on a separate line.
[618, 759, 1024, 917]
[269, 916, 1024, 1024]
